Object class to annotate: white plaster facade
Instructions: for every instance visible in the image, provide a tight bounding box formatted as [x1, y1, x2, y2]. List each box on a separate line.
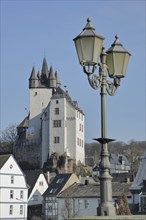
[46, 94, 85, 164]
[58, 197, 99, 219]
[29, 87, 52, 141]
[0, 155, 28, 220]
[28, 173, 49, 206]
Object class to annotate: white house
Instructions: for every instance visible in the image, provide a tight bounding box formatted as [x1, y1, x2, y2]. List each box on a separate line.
[57, 181, 132, 219]
[16, 57, 85, 168]
[0, 154, 28, 220]
[130, 152, 146, 213]
[24, 170, 49, 206]
[43, 173, 80, 220]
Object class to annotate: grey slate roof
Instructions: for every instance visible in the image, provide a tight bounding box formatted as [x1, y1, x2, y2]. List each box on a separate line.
[130, 152, 146, 190]
[43, 173, 72, 197]
[24, 170, 43, 196]
[51, 87, 84, 114]
[41, 57, 49, 78]
[17, 116, 29, 128]
[0, 154, 11, 169]
[58, 182, 132, 198]
[110, 153, 130, 166]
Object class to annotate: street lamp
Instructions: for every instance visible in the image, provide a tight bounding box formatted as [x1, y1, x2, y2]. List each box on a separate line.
[73, 18, 131, 216]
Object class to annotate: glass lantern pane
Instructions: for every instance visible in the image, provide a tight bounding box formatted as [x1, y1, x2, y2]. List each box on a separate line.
[114, 53, 125, 77]
[81, 37, 94, 65]
[93, 38, 103, 64]
[122, 53, 130, 77]
[74, 38, 83, 64]
[106, 53, 114, 77]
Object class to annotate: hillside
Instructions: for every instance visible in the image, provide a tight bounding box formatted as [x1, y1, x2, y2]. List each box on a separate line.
[85, 140, 146, 172]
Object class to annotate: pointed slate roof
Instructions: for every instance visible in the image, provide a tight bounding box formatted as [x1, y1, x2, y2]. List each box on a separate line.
[24, 170, 43, 196]
[51, 87, 84, 114]
[49, 66, 55, 79]
[29, 66, 36, 80]
[17, 116, 29, 128]
[0, 154, 11, 169]
[43, 173, 72, 197]
[130, 152, 146, 190]
[55, 71, 61, 86]
[41, 57, 49, 78]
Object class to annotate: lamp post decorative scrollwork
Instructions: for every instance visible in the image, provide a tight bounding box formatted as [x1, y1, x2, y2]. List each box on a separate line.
[73, 18, 131, 216]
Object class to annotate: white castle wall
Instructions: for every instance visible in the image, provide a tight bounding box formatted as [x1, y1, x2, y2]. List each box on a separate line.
[29, 88, 52, 140]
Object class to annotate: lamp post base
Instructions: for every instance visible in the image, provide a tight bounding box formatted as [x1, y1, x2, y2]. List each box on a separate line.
[97, 202, 116, 216]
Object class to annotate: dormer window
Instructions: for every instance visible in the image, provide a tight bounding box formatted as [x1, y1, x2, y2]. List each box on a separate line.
[56, 178, 64, 183]
[50, 188, 57, 193]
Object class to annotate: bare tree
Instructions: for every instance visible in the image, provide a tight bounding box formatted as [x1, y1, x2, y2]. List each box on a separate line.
[0, 124, 17, 153]
[61, 191, 79, 220]
[61, 191, 73, 220]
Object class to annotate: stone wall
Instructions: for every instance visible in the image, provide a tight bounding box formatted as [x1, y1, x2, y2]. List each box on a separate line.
[14, 139, 42, 170]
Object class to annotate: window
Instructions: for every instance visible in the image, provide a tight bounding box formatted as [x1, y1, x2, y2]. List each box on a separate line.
[33, 195, 38, 201]
[11, 176, 14, 184]
[10, 190, 13, 199]
[9, 205, 13, 215]
[55, 108, 59, 115]
[39, 181, 43, 186]
[20, 190, 23, 199]
[56, 100, 59, 104]
[53, 120, 61, 128]
[54, 136, 60, 143]
[85, 199, 89, 208]
[20, 205, 23, 215]
[48, 205, 53, 212]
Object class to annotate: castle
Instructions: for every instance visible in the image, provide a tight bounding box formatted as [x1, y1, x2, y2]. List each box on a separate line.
[15, 58, 85, 170]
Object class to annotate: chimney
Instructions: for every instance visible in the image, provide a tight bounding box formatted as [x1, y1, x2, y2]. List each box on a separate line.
[85, 179, 89, 185]
[46, 171, 50, 183]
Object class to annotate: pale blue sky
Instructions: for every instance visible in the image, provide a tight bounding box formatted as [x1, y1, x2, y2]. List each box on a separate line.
[1, 0, 145, 143]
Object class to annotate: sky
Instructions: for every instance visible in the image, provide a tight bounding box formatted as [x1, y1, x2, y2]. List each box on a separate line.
[1, 0, 146, 143]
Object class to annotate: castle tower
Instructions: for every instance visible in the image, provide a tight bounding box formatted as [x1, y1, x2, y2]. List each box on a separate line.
[48, 66, 57, 88]
[29, 58, 54, 141]
[29, 66, 38, 88]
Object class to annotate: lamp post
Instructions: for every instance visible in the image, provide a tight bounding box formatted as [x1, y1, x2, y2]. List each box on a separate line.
[73, 18, 131, 216]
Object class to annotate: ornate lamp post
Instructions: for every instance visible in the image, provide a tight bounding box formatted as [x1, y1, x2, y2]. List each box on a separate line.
[73, 18, 131, 216]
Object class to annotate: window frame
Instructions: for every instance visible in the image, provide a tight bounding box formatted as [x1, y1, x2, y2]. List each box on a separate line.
[55, 108, 59, 115]
[9, 205, 13, 215]
[53, 120, 61, 128]
[11, 176, 14, 184]
[54, 136, 60, 144]
[20, 190, 23, 199]
[10, 190, 14, 199]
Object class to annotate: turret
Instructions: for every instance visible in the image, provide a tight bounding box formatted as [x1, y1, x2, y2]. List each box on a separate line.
[29, 66, 38, 88]
[49, 66, 56, 88]
[41, 57, 49, 84]
[55, 71, 61, 88]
